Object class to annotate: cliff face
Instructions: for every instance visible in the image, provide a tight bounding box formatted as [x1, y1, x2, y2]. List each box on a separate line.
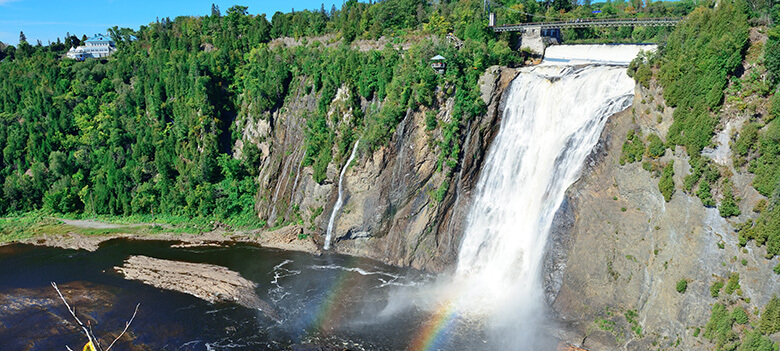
[243, 61, 779, 349]
[239, 67, 518, 271]
[331, 67, 518, 271]
[546, 79, 780, 350]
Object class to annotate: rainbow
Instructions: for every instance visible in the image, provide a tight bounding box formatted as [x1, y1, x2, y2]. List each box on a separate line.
[306, 257, 375, 335]
[408, 301, 458, 351]
[305, 258, 462, 350]
[310, 265, 352, 334]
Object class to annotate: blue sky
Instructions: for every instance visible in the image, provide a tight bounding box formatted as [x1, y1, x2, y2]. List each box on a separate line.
[0, 0, 341, 46]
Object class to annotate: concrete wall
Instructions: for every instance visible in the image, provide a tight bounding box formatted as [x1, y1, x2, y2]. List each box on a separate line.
[520, 28, 546, 56]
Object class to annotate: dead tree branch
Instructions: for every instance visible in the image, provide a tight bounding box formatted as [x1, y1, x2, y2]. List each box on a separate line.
[51, 282, 140, 351]
[51, 282, 99, 350]
[104, 303, 140, 351]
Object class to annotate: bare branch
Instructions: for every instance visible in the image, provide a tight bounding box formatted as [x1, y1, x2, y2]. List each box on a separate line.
[89, 322, 101, 350]
[104, 303, 140, 351]
[51, 282, 98, 350]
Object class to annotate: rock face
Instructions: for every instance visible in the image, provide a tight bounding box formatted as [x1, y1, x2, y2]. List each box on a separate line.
[241, 66, 518, 271]
[330, 67, 518, 271]
[545, 81, 780, 350]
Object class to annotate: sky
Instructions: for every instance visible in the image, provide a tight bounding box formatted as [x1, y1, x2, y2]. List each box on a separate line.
[0, 0, 341, 46]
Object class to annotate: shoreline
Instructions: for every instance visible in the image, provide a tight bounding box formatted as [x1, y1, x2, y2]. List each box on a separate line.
[1, 219, 322, 255]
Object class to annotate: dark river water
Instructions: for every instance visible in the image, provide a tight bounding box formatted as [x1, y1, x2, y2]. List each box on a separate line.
[0, 239, 487, 351]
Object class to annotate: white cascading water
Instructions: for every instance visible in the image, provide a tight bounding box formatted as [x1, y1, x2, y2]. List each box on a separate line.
[324, 140, 360, 250]
[448, 46, 645, 347]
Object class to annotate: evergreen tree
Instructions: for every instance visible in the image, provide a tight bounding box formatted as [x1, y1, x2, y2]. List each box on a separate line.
[719, 180, 741, 217]
[759, 296, 780, 335]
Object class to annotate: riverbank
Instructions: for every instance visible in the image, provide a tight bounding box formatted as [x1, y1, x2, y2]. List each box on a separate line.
[0, 216, 320, 255]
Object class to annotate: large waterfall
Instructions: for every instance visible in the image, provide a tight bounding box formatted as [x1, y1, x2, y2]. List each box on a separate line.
[450, 47, 641, 348]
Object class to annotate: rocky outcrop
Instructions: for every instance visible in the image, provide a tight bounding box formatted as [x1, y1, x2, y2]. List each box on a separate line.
[242, 66, 518, 271]
[546, 80, 780, 350]
[116, 255, 279, 321]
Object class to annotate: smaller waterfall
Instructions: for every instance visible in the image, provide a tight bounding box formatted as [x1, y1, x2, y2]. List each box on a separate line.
[291, 150, 307, 196]
[324, 140, 360, 250]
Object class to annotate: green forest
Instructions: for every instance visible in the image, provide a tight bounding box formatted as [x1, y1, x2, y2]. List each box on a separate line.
[0, 0, 693, 226]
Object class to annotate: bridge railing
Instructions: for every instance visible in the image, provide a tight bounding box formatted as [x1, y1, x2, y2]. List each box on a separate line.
[493, 17, 683, 32]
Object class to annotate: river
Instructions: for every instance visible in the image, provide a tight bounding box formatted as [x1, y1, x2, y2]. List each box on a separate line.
[0, 239, 458, 350]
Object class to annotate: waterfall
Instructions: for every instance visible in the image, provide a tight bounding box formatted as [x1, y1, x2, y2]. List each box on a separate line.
[324, 140, 360, 250]
[452, 61, 635, 346]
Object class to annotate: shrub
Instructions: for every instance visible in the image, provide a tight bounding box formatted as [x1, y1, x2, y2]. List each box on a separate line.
[740, 201, 780, 257]
[737, 330, 776, 351]
[732, 307, 749, 325]
[774, 263, 780, 274]
[676, 279, 688, 293]
[635, 64, 652, 89]
[620, 129, 646, 165]
[425, 111, 437, 131]
[704, 303, 736, 348]
[647, 133, 666, 158]
[659, 161, 675, 202]
[433, 180, 449, 202]
[724, 273, 740, 295]
[754, 199, 768, 213]
[628, 50, 654, 88]
[719, 181, 742, 217]
[766, 26, 780, 84]
[751, 119, 780, 197]
[734, 122, 759, 157]
[711, 280, 724, 297]
[758, 296, 780, 335]
[698, 180, 716, 207]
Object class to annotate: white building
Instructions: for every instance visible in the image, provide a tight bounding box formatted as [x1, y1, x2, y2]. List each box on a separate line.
[66, 34, 116, 60]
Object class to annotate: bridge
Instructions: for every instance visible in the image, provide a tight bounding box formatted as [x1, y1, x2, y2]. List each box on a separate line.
[491, 17, 683, 33]
[489, 16, 683, 55]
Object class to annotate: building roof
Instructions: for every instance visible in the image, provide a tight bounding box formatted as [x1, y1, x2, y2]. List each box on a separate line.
[430, 54, 446, 61]
[85, 34, 112, 43]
